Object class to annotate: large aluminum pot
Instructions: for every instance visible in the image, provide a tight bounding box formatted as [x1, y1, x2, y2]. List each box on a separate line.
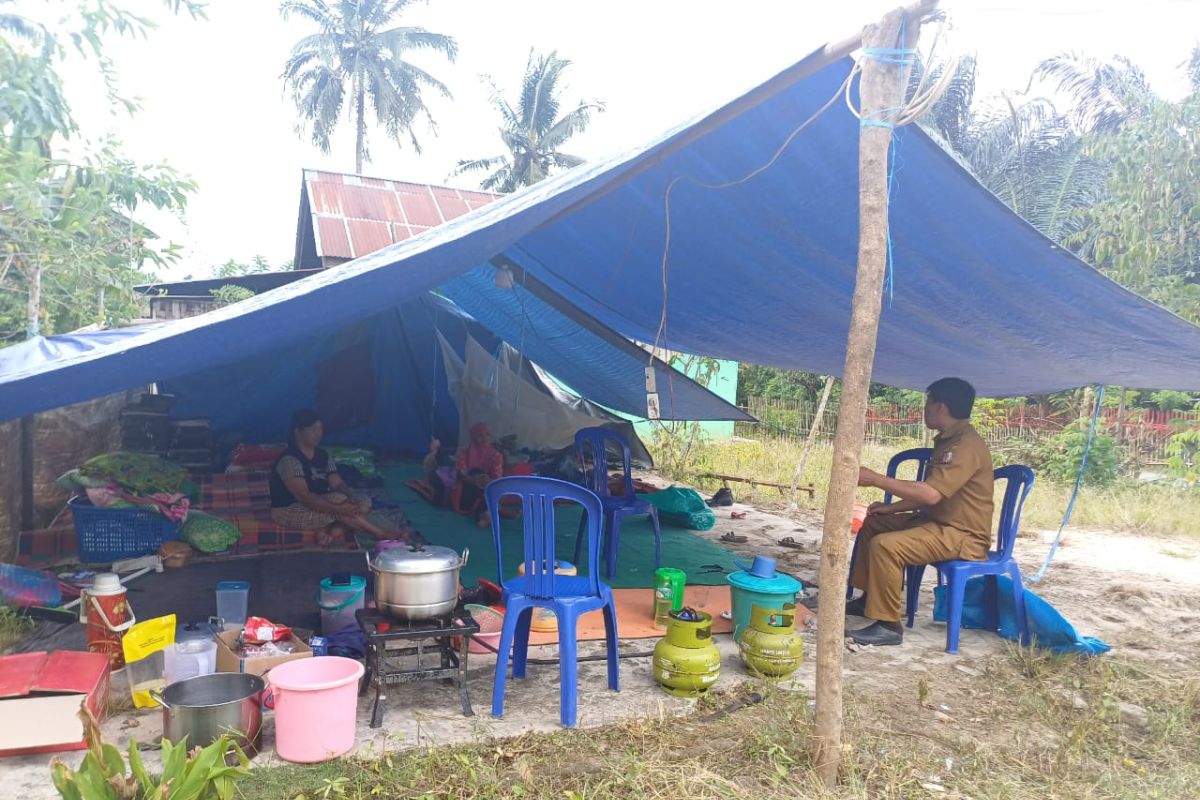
[150, 672, 264, 755]
[367, 543, 469, 621]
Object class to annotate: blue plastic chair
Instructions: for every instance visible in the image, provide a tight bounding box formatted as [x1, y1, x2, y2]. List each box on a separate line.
[572, 427, 662, 580]
[905, 465, 1036, 653]
[487, 476, 620, 728]
[847, 447, 932, 599]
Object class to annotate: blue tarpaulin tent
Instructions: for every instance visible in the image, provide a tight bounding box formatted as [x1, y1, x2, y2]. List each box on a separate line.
[3, 52, 1199, 423]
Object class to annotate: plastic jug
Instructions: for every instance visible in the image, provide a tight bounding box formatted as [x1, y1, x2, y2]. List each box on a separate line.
[652, 567, 686, 628]
[318, 575, 366, 636]
[215, 580, 249, 631]
[164, 638, 218, 685]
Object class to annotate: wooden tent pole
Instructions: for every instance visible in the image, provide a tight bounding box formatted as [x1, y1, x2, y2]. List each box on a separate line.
[813, 3, 929, 787]
[787, 375, 835, 508]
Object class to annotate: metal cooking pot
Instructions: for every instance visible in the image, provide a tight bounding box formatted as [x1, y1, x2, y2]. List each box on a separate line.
[367, 543, 469, 621]
[150, 672, 264, 756]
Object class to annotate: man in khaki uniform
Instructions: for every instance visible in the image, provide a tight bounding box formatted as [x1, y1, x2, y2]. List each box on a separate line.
[846, 377, 994, 646]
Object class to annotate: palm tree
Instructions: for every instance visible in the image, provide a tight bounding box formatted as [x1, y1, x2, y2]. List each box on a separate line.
[912, 55, 1108, 244]
[453, 50, 602, 192]
[1033, 53, 1156, 133]
[280, 0, 457, 174]
[0, 0, 43, 45]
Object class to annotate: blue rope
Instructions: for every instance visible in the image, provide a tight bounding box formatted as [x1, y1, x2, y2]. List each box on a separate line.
[861, 47, 916, 64]
[1030, 385, 1106, 582]
[858, 22, 911, 304]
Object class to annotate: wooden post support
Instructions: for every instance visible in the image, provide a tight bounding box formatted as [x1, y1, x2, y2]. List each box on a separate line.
[813, 4, 927, 788]
[788, 375, 835, 508]
[20, 415, 34, 531]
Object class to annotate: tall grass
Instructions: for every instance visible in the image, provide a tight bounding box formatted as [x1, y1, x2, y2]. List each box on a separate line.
[238, 649, 1200, 799]
[0, 607, 34, 651]
[656, 435, 1200, 537]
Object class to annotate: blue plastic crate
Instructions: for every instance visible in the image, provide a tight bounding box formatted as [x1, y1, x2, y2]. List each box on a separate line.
[68, 498, 181, 563]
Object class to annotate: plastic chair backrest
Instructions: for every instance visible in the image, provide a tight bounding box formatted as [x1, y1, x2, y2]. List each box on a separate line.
[486, 476, 604, 599]
[575, 427, 634, 500]
[993, 465, 1035, 559]
[883, 447, 932, 504]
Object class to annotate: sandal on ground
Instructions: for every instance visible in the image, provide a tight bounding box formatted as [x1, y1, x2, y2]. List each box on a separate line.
[777, 536, 805, 550]
[719, 531, 748, 544]
[707, 487, 734, 507]
[730, 511, 748, 520]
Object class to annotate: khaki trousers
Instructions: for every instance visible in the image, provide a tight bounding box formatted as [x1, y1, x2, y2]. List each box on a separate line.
[849, 513, 989, 622]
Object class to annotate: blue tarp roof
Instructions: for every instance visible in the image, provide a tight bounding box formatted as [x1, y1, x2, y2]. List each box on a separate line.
[3, 52, 1200, 422]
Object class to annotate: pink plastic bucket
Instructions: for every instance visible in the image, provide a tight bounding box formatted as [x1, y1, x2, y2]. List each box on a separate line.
[267, 656, 364, 763]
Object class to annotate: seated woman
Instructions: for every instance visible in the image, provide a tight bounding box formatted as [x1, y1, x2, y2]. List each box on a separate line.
[453, 422, 505, 528]
[269, 409, 409, 546]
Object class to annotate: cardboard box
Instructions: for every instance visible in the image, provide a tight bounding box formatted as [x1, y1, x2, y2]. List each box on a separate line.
[214, 630, 312, 676]
[0, 650, 110, 757]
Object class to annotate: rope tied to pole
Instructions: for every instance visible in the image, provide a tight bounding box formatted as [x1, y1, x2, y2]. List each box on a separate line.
[1030, 384, 1105, 582]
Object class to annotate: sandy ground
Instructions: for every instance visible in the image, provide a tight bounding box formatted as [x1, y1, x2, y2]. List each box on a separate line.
[6, 489, 1198, 797]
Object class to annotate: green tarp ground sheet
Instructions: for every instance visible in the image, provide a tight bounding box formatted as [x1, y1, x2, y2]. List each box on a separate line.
[378, 464, 741, 589]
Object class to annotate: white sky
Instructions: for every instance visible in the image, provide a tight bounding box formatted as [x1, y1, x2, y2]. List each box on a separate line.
[19, 0, 1200, 278]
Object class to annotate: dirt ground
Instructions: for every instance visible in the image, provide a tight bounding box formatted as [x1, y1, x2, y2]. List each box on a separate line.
[6, 488, 1198, 798]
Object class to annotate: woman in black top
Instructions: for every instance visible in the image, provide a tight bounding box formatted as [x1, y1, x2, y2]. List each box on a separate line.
[269, 410, 408, 545]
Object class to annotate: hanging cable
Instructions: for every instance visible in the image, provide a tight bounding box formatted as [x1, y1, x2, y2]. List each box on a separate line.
[1030, 385, 1105, 582]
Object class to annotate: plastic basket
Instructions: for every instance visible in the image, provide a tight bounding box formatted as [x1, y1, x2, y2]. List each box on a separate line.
[454, 604, 505, 654]
[68, 498, 181, 563]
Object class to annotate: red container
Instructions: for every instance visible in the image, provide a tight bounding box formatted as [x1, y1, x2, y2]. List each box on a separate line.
[851, 503, 869, 534]
[84, 573, 136, 669]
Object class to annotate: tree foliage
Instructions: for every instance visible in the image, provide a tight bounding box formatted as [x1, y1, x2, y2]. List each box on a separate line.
[0, 2, 200, 343]
[1065, 96, 1200, 322]
[213, 255, 272, 278]
[453, 50, 602, 192]
[280, 0, 457, 174]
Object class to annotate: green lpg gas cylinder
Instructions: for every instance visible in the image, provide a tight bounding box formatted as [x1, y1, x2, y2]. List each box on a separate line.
[738, 603, 804, 679]
[653, 609, 721, 697]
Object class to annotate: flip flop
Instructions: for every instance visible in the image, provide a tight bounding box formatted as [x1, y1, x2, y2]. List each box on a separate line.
[720, 531, 748, 544]
[778, 536, 805, 550]
[730, 511, 748, 520]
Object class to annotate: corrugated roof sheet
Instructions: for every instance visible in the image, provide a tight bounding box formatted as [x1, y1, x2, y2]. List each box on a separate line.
[301, 170, 498, 261]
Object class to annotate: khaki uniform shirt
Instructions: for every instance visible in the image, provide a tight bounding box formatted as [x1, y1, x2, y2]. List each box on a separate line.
[923, 420, 994, 544]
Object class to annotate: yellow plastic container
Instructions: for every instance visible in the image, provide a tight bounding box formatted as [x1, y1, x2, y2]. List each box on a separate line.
[514, 560, 577, 632]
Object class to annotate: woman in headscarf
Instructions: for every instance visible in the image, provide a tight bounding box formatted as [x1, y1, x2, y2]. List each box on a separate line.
[269, 409, 411, 546]
[452, 422, 505, 527]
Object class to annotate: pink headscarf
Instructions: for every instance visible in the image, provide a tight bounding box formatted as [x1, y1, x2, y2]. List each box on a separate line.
[463, 422, 499, 473]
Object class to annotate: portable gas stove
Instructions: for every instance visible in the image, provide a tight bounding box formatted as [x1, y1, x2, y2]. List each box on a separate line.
[356, 606, 480, 727]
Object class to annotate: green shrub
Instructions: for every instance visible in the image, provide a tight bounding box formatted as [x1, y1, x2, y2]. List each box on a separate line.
[1165, 427, 1200, 483]
[50, 705, 250, 800]
[1036, 419, 1119, 486]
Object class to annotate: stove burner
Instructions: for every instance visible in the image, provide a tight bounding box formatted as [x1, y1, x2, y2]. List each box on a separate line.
[356, 607, 481, 728]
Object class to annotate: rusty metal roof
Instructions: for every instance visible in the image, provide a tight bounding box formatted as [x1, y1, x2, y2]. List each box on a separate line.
[295, 169, 498, 267]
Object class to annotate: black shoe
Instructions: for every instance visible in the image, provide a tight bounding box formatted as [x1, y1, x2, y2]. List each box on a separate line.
[707, 487, 734, 507]
[847, 621, 903, 647]
[845, 595, 867, 617]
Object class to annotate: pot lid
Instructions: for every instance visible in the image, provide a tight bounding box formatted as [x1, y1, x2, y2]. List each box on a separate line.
[727, 565, 802, 595]
[371, 543, 462, 574]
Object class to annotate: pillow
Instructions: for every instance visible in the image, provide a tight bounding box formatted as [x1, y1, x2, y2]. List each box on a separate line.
[180, 511, 241, 553]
